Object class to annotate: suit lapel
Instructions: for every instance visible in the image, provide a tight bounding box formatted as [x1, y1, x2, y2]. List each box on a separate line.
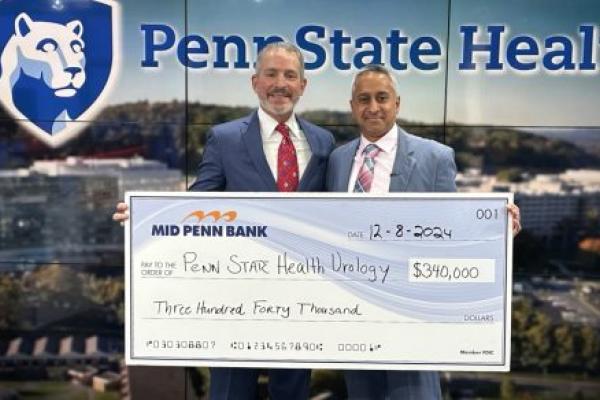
[241, 111, 277, 190]
[337, 139, 360, 192]
[390, 128, 416, 192]
[298, 118, 324, 191]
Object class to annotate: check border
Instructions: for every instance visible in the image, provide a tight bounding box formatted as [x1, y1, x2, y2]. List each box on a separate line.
[125, 192, 513, 371]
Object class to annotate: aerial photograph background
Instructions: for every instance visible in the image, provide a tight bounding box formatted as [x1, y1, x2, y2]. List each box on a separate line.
[0, 0, 599, 398]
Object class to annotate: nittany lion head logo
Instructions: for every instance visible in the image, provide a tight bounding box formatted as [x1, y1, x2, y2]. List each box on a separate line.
[1, 13, 87, 99]
[0, 0, 120, 147]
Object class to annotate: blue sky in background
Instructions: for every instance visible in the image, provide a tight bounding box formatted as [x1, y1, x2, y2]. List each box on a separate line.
[116, 0, 186, 103]
[114, 0, 449, 124]
[109, 0, 600, 126]
[446, 0, 600, 126]
[184, 0, 448, 123]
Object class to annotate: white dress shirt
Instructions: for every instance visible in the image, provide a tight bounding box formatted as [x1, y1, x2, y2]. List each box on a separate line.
[347, 124, 398, 193]
[258, 107, 312, 180]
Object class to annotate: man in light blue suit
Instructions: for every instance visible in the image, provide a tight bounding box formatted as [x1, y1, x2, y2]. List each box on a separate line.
[327, 64, 456, 196]
[327, 64, 455, 400]
[327, 64, 521, 400]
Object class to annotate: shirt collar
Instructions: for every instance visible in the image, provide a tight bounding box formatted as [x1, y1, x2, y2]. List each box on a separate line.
[357, 124, 398, 156]
[258, 107, 301, 140]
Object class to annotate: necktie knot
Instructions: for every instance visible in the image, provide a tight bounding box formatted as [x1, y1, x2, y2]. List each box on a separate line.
[363, 143, 381, 159]
[276, 123, 291, 140]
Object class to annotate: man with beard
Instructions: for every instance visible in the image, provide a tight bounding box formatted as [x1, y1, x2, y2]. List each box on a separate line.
[115, 42, 334, 399]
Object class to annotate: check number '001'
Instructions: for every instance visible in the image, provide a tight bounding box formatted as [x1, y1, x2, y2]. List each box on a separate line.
[408, 258, 496, 283]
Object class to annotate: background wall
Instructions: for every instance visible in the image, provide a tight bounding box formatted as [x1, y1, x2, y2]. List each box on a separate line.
[0, 0, 599, 399]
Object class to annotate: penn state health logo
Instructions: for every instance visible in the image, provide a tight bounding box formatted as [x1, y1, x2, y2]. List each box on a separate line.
[0, 0, 120, 147]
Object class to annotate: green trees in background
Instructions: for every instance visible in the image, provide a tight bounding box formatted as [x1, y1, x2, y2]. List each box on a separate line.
[82, 274, 125, 324]
[500, 375, 516, 400]
[0, 275, 22, 329]
[6, 102, 600, 181]
[512, 299, 554, 372]
[512, 298, 600, 374]
[0, 265, 124, 331]
[580, 326, 600, 372]
[554, 324, 580, 369]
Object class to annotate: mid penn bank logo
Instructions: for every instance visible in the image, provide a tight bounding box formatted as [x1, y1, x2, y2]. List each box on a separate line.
[151, 209, 268, 238]
[0, 0, 120, 147]
[182, 210, 238, 223]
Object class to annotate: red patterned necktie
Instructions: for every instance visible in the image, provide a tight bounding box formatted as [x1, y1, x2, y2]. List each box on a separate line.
[276, 122, 299, 192]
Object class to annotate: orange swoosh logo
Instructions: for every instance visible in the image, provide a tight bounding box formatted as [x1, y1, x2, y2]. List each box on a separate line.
[182, 210, 237, 223]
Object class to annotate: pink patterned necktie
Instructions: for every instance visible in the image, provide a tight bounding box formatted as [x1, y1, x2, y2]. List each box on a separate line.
[276, 123, 299, 192]
[354, 143, 381, 192]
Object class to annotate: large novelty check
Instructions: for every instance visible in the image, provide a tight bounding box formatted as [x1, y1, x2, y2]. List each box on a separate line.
[125, 192, 513, 371]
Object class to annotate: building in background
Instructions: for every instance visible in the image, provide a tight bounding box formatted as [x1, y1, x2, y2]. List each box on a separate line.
[457, 169, 600, 241]
[0, 157, 184, 264]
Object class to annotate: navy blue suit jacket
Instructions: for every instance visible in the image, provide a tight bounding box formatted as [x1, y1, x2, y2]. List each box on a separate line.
[190, 111, 334, 192]
[188, 111, 334, 400]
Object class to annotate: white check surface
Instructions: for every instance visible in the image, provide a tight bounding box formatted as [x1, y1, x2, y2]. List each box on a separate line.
[125, 192, 513, 371]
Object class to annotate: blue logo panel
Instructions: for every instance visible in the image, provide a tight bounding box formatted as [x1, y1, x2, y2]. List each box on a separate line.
[0, 0, 119, 146]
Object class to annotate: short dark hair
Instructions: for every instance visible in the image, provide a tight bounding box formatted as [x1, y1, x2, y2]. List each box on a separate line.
[351, 64, 399, 97]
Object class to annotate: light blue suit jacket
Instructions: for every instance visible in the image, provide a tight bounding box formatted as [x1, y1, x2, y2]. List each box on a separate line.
[327, 126, 456, 193]
[326, 127, 457, 400]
